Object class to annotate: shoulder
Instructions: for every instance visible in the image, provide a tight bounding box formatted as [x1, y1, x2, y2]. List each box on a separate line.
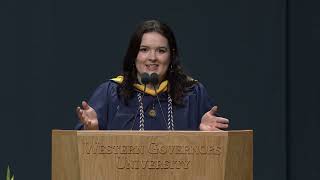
[185, 79, 208, 95]
[94, 79, 119, 91]
[88, 78, 121, 107]
[97, 75, 124, 89]
[101, 79, 119, 88]
[90, 78, 121, 98]
[185, 80, 214, 109]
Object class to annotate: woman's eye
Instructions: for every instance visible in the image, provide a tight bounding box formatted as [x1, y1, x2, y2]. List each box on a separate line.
[158, 49, 167, 53]
[139, 48, 148, 52]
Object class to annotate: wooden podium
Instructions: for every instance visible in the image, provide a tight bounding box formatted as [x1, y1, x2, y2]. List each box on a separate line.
[52, 130, 252, 180]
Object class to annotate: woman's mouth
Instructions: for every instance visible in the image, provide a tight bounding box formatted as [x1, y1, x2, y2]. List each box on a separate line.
[146, 64, 159, 71]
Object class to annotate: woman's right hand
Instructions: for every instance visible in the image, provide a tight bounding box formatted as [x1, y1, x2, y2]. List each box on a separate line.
[76, 101, 99, 130]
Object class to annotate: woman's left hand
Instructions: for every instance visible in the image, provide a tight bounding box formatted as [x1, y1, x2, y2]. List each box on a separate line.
[199, 106, 229, 131]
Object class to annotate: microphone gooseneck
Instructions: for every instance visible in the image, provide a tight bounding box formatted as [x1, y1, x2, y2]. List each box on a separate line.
[131, 73, 150, 130]
[150, 73, 169, 130]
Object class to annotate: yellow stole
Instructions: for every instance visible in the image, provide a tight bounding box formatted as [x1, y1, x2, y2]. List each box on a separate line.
[111, 75, 168, 96]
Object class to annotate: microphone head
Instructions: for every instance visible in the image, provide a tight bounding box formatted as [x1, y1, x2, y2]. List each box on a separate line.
[150, 73, 159, 85]
[141, 73, 150, 85]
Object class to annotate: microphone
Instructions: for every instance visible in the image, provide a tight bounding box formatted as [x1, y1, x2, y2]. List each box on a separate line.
[141, 73, 150, 85]
[150, 73, 169, 130]
[131, 73, 150, 130]
[150, 73, 159, 86]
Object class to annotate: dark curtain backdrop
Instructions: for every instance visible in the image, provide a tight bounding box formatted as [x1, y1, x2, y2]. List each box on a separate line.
[0, 0, 319, 179]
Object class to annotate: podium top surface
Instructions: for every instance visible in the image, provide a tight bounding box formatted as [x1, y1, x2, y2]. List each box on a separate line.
[52, 129, 253, 136]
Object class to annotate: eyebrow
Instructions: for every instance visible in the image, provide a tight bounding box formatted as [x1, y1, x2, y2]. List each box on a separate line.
[140, 45, 169, 49]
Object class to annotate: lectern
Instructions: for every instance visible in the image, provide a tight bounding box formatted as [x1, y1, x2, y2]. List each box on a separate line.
[52, 130, 252, 180]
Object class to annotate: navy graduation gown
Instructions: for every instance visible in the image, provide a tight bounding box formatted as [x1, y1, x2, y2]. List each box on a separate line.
[76, 80, 215, 130]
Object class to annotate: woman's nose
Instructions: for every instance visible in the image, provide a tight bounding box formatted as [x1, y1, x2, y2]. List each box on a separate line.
[148, 50, 156, 60]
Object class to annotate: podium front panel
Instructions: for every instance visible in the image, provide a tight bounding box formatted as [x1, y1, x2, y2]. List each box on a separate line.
[52, 130, 252, 180]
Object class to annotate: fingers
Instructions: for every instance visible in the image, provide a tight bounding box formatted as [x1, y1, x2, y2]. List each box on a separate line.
[76, 106, 86, 123]
[216, 117, 229, 124]
[76, 101, 90, 121]
[200, 115, 229, 130]
[215, 122, 229, 129]
[199, 123, 223, 131]
[86, 120, 91, 127]
[204, 121, 228, 130]
[76, 106, 82, 118]
[82, 101, 90, 110]
[209, 106, 218, 115]
[208, 106, 229, 129]
[76, 101, 98, 130]
[216, 117, 229, 129]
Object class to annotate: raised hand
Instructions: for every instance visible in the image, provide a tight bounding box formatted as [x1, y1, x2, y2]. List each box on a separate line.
[199, 106, 229, 131]
[76, 101, 99, 130]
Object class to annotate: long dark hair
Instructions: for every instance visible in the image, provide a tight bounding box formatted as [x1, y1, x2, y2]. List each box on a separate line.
[118, 20, 195, 105]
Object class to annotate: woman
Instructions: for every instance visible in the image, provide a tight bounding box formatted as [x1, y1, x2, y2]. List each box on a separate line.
[76, 20, 229, 131]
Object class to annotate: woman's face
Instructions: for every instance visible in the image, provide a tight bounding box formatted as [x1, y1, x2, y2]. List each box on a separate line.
[136, 32, 170, 83]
